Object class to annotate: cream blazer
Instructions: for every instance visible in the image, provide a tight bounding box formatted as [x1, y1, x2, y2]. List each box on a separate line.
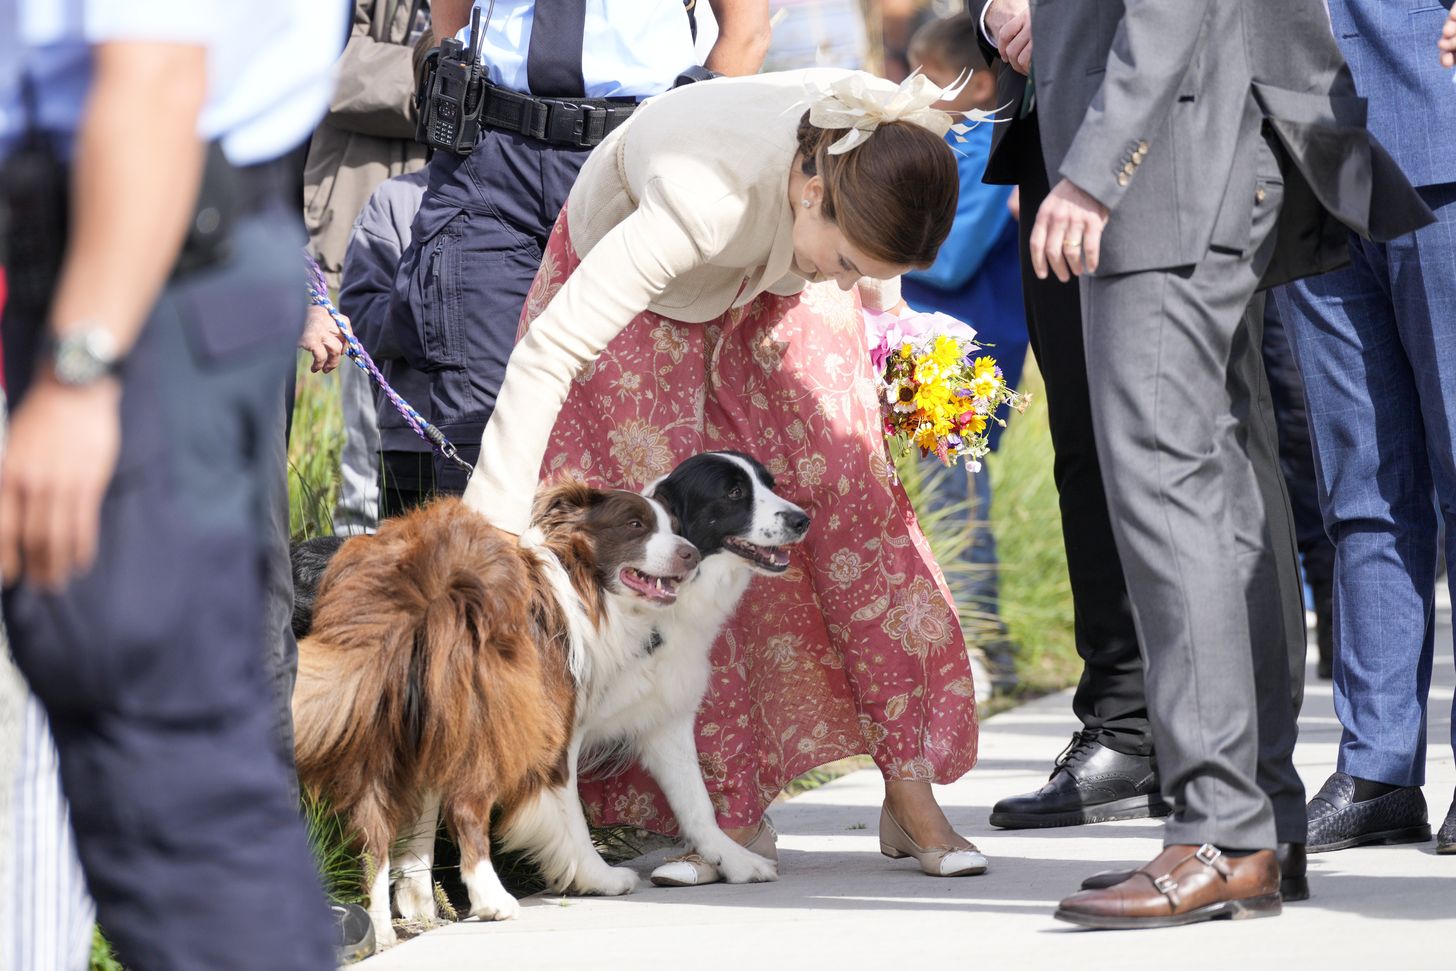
[463, 69, 899, 533]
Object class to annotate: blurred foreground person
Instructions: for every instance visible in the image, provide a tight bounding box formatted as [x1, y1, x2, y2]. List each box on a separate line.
[0, 2, 339, 967]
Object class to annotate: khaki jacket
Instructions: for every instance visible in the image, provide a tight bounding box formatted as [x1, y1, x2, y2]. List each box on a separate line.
[304, 0, 429, 288]
[462, 69, 900, 534]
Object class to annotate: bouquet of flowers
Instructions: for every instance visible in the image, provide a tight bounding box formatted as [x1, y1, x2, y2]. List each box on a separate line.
[865, 308, 1027, 472]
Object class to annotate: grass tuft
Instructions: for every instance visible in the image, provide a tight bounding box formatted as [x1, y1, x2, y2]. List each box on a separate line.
[983, 360, 1080, 695]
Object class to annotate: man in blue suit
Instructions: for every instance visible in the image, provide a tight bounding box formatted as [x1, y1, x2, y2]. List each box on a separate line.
[1274, 0, 1456, 856]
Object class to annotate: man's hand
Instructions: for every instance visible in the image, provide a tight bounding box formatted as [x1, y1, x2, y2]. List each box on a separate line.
[1440, 3, 1456, 69]
[0, 377, 122, 591]
[1008, 185, 1021, 222]
[1029, 178, 1110, 282]
[985, 0, 1032, 76]
[300, 304, 346, 373]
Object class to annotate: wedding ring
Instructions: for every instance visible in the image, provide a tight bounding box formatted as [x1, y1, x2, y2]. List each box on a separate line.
[1063, 238, 1083, 250]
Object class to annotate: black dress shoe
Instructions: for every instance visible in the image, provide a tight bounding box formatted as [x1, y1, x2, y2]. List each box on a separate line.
[1307, 772, 1430, 853]
[1080, 842, 1309, 901]
[1438, 790, 1456, 855]
[989, 731, 1170, 829]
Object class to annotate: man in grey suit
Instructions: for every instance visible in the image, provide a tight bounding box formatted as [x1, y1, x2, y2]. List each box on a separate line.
[1022, 0, 1434, 928]
[1273, 0, 1456, 858]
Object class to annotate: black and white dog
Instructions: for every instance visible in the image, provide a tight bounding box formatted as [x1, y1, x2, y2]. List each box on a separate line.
[568, 451, 811, 883]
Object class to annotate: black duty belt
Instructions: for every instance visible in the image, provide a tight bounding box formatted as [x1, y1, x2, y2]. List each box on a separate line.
[480, 83, 637, 148]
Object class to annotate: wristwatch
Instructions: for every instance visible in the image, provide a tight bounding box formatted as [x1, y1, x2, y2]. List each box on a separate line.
[46, 325, 123, 386]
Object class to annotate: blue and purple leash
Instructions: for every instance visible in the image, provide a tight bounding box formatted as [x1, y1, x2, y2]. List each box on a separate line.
[304, 254, 474, 476]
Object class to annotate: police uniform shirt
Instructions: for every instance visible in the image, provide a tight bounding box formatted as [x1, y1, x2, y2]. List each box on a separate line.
[461, 0, 697, 98]
[0, 0, 347, 167]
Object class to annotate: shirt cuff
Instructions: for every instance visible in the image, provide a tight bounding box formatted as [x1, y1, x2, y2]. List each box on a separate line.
[979, 0, 997, 51]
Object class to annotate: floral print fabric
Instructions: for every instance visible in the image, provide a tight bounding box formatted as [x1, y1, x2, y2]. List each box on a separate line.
[521, 206, 979, 833]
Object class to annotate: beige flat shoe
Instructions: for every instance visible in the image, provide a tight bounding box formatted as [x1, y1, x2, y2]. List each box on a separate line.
[879, 805, 988, 877]
[650, 818, 778, 887]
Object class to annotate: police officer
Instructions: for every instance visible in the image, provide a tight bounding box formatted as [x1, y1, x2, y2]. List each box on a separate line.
[386, 0, 770, 497]
[0, 3, 345, 968]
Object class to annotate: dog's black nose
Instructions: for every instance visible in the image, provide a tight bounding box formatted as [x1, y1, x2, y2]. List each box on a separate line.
[782, 510, 811, 536]
[677, 543, 701, 571]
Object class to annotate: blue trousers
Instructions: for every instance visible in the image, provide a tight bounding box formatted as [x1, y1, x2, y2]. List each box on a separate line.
[1274, 183, 1456, 787]
[1, 209, 334, 970]
[388, 130, 590, 492]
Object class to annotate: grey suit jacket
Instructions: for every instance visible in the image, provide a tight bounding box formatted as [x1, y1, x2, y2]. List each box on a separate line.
[1029, 0, 1434, 285]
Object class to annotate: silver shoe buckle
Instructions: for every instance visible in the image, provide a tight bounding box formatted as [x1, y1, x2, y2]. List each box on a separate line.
[1152, 873, 1181, 909]
[1195, 844, 1222, 866]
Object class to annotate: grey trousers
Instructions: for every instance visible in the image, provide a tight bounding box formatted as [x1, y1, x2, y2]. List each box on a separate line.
[332, 359, 381, 537]
[1081, 135, 1307, 850]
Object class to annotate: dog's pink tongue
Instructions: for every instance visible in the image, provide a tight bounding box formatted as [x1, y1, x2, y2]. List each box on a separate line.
[620, 568, 678, 603]
[770, 547, 790, 568]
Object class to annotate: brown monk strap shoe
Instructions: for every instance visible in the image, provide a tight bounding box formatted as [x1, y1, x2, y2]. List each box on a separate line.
[1080, 841, 1309, 902]
[1055, 844, 1281, 929]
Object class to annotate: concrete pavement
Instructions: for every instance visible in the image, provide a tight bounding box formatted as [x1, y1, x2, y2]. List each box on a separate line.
[363, 602, 1455, 970]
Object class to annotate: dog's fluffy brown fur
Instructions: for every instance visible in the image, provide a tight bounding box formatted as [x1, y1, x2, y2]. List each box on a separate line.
[293, 493, 574, 876]
[292, 481, 693, 940]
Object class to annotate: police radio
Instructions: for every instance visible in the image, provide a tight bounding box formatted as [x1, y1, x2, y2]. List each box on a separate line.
[415, 4, 489, 155]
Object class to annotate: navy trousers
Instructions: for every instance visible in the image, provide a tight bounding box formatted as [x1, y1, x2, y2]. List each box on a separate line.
[1261, 298, 1335, 580]
[1016, 113, 1151, 756]
[2, 208, 333, 971]
[1275, 184, 1456, 787]
[388, 129, 590, 493]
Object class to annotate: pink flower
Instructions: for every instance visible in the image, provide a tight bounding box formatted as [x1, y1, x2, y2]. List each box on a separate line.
[864, 308, 979, 372]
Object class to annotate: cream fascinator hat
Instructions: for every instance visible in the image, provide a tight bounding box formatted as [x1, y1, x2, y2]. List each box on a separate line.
[805, 70, 1003, 156]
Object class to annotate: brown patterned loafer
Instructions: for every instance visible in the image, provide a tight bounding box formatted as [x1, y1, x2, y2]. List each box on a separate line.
[1055, 844, 1281, 929]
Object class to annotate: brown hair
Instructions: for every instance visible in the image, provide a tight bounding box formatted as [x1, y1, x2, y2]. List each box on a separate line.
[795, 111, 958, 269]
[909, 14, 990, 77]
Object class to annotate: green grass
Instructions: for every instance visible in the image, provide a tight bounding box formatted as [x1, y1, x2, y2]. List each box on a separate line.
[90, 928, 124, 971]
[303, 794, 368, 906]
[289, 361, 344, 540]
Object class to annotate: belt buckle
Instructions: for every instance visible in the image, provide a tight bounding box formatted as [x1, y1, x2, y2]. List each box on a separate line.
[574, 103, 602, 147]
[544, 100, 590, 147]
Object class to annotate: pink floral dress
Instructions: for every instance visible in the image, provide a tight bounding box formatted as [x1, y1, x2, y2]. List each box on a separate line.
[522, 206, 979, 833]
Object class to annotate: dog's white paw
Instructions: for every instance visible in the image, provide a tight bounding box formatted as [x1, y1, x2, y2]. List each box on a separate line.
[712, 843, 779, 884]
[371, 913, 398, 949]
[578, 864, 640, 896]
[393, 872, 436, 922]
[468, 885, 521, 922]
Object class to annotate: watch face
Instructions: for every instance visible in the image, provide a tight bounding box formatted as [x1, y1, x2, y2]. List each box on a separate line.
[53, 329, 118, 385]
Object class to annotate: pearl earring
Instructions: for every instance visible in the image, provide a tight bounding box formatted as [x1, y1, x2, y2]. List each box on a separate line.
[801, 198, 812, 209]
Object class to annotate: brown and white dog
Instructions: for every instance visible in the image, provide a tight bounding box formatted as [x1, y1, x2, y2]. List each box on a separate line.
[291, 483, 699, 945]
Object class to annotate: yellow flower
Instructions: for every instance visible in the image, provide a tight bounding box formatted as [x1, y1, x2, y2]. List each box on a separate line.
[974, 356, 998, 379]
[972, 374, 1002, 400]
[930, 335, 962, 370]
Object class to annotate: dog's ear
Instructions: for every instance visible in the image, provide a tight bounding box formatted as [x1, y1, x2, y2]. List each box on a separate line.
[531, 480, 601, 531]
[649, 480, 692, 528]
